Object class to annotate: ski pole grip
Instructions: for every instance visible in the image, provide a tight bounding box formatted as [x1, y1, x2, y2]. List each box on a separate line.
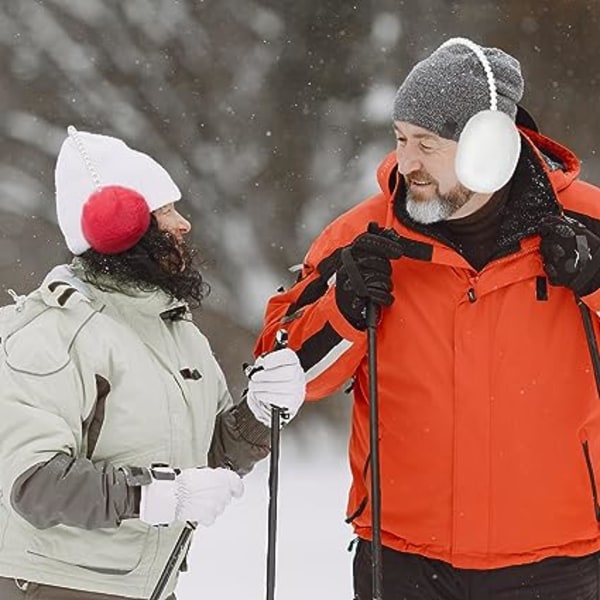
[272, 329, 289, 424]
[274, 329, 288, 350]
[242, 330, 289, 379]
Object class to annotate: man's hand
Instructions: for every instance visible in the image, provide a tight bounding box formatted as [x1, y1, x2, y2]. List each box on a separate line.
[335, 222, 404, 329]
[539, 215, 600, 296]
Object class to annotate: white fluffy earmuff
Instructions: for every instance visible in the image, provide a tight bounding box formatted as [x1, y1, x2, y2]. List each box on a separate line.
[441, 38, 521, 194]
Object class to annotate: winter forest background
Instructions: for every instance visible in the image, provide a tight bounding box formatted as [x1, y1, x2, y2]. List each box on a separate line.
[0, 1, 599, 598]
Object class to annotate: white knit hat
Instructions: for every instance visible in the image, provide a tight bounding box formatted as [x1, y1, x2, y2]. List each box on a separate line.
[55, 126, 182, 255]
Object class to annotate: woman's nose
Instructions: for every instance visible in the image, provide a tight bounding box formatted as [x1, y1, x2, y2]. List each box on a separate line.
[177, 213, 192, 235]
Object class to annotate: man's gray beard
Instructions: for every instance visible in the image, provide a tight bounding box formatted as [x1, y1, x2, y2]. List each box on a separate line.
[405, 185, 474, 224]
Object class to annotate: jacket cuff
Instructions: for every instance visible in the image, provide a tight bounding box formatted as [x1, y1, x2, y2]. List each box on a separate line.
[118, 466, 153, 519]
[324, 287, 369, 342]
[234, 398, 271, 447]
[119, 465, 153, 486]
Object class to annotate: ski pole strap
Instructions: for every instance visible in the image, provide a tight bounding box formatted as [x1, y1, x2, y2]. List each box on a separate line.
[571, 235, 600, 294]
[341, 247, 370, 297]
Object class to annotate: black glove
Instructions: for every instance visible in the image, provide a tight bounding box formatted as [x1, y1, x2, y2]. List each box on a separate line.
[539, 215, 600, 296]
[335, 222, 404, 329]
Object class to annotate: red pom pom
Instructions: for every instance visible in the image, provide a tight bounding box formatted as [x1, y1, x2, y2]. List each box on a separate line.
[81, 186, 151, 254]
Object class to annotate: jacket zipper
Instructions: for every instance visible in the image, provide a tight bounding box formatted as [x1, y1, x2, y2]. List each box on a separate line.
[345, 454, 371, 524]
[463, 245, 540, 304]
[582, 440, 600, 521]
[478, 244, 540, 274]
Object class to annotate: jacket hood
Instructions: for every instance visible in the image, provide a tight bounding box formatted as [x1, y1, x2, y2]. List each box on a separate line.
[42, 264, 93, 300]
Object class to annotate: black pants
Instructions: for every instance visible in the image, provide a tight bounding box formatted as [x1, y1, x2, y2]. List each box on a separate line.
[353, 539, 600, 600]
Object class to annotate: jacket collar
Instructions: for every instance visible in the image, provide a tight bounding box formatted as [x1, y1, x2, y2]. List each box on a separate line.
[63, 259, 189, 320]
[42, 264, 93, 300]
[377, 128, 579, 253]
[376, 126, 580, 202]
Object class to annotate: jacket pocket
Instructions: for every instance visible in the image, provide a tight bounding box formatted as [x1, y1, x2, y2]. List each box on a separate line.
[28, 520, 150, 574]
[581, 440, 600, 521]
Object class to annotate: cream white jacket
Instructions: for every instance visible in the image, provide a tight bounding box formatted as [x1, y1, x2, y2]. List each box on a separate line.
[0, 265, 269, 599]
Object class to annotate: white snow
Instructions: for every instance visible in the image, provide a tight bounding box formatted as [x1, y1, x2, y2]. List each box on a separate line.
[176, 418, 354, 599]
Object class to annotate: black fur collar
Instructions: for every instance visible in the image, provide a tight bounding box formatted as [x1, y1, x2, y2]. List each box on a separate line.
[392, 137, 561, 255]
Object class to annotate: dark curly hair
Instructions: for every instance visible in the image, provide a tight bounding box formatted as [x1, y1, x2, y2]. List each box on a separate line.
[78, 216, 209, 308]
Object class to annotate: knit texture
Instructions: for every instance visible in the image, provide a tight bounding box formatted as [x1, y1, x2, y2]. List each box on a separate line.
[393, 41, 524, 140]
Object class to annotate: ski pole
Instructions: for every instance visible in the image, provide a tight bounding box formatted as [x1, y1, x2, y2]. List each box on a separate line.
[266, 329, 289, 600]
[149, 521, 197, 600]
[366, 301, 383, 600]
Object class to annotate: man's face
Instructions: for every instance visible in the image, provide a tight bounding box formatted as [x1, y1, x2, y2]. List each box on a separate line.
[153, 203, 191, 243]
[393, 121, 475, 224]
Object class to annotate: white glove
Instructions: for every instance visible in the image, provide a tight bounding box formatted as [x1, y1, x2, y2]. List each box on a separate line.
[139, 466, 244, 527]
[246, 348, 306, 427]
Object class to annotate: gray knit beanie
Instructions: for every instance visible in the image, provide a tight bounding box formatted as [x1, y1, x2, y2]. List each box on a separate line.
[392, 40, 524, 141]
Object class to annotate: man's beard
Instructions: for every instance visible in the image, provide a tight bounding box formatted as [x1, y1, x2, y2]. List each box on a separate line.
[405, 172, 474, 224]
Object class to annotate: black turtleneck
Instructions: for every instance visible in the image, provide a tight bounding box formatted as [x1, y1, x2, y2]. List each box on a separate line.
[393, 140, 561, 268]
[435, 183, 511, 271]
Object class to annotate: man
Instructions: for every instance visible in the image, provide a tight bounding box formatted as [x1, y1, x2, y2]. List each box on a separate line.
[0, 127, 306, 600]
[255, 38, 600, 599]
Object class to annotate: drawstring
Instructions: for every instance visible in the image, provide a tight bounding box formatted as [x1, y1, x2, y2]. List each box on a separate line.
[7, 289, 26, 312]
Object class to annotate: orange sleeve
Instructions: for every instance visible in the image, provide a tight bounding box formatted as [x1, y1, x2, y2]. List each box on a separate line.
[254, 246, 367, 401]
[255, 193, 391, 400]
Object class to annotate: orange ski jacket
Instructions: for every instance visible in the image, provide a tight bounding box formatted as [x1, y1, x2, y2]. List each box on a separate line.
[256, 128, 600, 569]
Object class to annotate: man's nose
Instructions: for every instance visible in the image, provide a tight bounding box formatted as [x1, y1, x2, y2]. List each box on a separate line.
[396, 148, 422, 175]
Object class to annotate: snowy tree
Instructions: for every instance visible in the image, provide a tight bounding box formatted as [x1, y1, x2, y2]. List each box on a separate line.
[0, 0, 598, 402]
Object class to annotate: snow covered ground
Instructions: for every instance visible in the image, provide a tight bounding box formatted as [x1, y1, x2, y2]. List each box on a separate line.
[177, 417, 354, 599]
